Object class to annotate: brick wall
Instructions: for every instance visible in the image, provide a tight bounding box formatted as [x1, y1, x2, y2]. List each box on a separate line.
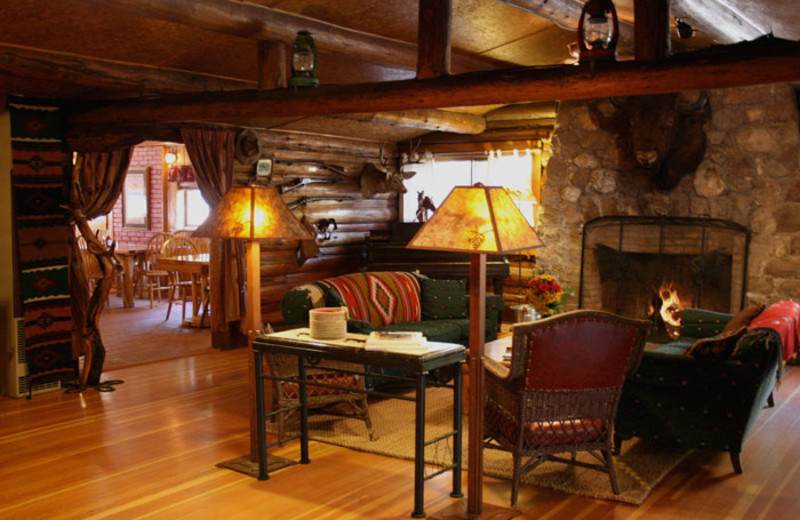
[113, 145, 165, 249]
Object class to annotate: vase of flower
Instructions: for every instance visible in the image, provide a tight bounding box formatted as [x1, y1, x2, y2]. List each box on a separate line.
[524, 274, 570, 317]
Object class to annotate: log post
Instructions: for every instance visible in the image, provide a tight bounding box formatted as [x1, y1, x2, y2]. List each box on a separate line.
[634, 0, 671, 61]
[417, 0, 452, 79]
[259, 40, 287, 90]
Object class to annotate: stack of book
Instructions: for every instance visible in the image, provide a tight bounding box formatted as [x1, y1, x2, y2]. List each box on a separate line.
[364, 331, 428, 354]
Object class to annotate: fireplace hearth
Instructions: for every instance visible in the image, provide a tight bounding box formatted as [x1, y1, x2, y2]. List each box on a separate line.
[579, 216, 750, 342]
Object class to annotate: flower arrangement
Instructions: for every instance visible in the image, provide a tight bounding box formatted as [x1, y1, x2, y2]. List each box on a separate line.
[524, 274, 566, 316]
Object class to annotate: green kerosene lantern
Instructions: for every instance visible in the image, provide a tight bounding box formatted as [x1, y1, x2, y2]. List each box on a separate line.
[289, 31, 319, 88]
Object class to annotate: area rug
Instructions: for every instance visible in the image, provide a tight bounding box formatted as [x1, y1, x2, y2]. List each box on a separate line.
[273, 387, 691, 505]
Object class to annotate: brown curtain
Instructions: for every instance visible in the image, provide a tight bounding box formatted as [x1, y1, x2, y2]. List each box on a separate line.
[181, 128, 246, 336]
[67, 149, 133, 386]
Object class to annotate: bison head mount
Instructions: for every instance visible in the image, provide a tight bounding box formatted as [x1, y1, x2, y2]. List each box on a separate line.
[590, 91, 711, 192]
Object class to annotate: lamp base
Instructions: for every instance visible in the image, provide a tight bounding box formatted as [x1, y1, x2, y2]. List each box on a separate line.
[429, 501, 520, 520]
[216, 454, 296, 478]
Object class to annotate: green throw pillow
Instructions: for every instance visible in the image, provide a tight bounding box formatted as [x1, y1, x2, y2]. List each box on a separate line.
[421, 278, 468, 320]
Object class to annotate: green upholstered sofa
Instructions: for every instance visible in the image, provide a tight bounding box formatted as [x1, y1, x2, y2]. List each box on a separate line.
[280, 270, 504, 345]
[614, 306, 784, 473]
[280, 271, 504, 389]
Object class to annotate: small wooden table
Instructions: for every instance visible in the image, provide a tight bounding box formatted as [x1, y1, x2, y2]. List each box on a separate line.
[158, 253, 210, 327]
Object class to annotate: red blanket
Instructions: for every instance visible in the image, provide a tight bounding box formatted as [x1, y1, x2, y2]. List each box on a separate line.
[748, 301, 800, 361]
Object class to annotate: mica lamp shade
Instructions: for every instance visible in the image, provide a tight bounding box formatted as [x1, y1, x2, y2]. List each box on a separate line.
[193, 185, 312, 241]
[407, 184, 544, 254]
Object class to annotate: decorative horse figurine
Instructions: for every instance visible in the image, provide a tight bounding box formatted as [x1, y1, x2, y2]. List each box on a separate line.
[416, 191, 436, 223]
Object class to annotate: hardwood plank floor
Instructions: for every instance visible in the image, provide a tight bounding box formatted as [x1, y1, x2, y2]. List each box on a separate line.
[100, 293, 212, 370]
[1, 303, 798, 519]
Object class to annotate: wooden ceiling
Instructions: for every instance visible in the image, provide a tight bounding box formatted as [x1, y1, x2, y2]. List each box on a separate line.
[2, 0, 799, 146]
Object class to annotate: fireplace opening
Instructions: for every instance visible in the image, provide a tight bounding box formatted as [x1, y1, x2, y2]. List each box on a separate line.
[579, 217, 750, 343]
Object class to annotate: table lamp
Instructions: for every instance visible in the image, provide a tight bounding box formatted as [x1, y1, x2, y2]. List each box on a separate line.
[194, 183, 312, 472]
[407, 184, 544, 519]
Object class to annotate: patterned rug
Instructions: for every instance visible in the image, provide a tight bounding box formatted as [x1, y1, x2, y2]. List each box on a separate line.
[9, 99, 74, 385]
[279, 386, 691, 505]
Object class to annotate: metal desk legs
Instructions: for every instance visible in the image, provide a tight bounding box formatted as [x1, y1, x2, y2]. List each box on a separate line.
[451, 363, 463, 499]
[255, 350, 269, 480]
[413, 372, 427, 518]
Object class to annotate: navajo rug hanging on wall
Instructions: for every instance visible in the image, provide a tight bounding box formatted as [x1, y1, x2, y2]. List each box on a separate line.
[9, 99, 74, 385]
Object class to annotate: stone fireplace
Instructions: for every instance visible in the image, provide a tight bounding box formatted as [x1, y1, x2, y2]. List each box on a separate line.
[579, 216, 749, 341]
[534, 84, 800, 314]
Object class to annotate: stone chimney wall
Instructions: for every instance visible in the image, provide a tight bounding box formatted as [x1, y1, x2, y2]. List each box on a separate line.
[537, 83, 800, 308]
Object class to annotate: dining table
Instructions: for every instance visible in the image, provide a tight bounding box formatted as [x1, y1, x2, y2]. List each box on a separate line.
[114, 248, 145, 308]
[157, 253, 210, 327]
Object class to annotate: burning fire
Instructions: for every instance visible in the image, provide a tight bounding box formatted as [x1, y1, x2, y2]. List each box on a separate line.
[648, 283, 683, 338]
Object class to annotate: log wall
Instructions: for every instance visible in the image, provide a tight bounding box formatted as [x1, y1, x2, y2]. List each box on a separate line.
[233, 130, 398, 325]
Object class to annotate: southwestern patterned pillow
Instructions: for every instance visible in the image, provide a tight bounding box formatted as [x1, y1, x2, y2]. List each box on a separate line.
[685, 326, 747, 360]
[421, 278, 468, 320]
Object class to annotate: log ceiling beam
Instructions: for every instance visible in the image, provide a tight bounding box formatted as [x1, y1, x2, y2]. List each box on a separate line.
[672, 0, 767, 43]
[0, 43, 255, 96]
[348, 109, 486, 134]
[80, 0, 502, 73]
[493, 0, 635, 55]
[494, 0, 767, 45]
[66, 39, 800, 133]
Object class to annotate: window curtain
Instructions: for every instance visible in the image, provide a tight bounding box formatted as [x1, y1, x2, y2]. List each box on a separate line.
[67, 149, 132, 387]
[181, 128, 245, 339]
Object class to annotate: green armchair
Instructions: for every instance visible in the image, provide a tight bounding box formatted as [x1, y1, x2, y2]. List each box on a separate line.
[614, 307, 782, 473]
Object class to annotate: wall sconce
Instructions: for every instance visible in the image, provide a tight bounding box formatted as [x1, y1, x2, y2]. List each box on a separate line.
[289, 30, 319, 88]
[577, 0, 619, 62]
[164, 145, 179, 165]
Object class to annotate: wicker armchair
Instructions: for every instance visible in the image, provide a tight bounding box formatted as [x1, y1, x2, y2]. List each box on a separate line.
[483, 310, 650, 506]
[266, 352, 376, 442]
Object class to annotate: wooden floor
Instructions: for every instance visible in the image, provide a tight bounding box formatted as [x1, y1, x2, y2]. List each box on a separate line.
[1, 303, 799, 519]
[100, 293, 213, 370]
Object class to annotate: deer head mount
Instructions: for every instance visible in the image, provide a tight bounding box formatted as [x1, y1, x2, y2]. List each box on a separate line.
[359, 143, 416, 198]
[590, 91, 711, 192]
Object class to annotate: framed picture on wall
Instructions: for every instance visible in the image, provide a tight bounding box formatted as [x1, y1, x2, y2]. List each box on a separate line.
[122, 167, 150, 229]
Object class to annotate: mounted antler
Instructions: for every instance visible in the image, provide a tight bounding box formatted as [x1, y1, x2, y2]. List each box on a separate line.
[359, 143, 416, 198]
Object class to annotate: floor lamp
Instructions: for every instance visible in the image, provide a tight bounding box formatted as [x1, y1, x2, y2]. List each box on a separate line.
[407, 184, 544, 519]
[194, 183, 313, 475]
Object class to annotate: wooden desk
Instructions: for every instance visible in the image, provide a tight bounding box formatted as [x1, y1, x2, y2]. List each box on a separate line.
[158, 254, 210, 327]
[253, 329, 465, 519]
[114, 249, 144, 308]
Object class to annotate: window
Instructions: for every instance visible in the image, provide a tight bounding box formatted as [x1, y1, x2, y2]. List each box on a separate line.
[122, 167, 150, 228]
[401, 151, 537, 225]
[175, 185, 209, 230]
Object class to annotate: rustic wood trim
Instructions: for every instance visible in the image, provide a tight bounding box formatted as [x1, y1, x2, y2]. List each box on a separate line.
[67, 39, 800, 130]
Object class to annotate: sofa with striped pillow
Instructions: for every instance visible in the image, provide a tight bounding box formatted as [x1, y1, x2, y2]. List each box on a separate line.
[280, 271, 504, 346]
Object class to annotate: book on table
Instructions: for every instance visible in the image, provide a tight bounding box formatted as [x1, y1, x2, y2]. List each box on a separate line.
[364, 331, 428, 353]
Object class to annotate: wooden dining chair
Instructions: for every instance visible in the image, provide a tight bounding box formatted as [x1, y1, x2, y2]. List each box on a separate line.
[161, 236, 200, 322]
[141, 232, 173, 308]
